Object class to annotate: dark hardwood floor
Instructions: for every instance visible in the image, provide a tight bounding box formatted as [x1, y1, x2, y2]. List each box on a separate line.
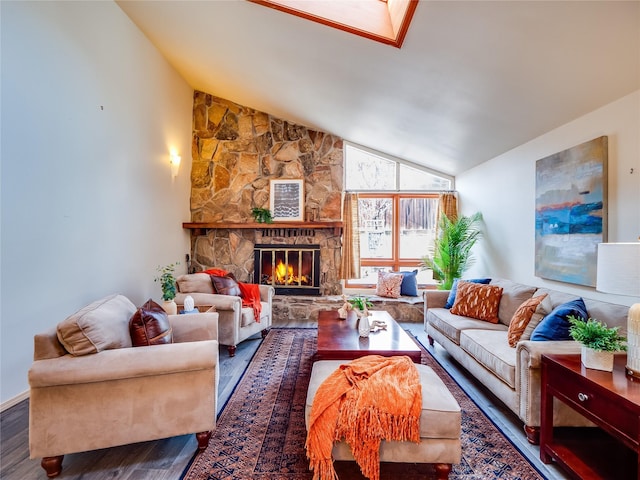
[0, 318, 567, 480]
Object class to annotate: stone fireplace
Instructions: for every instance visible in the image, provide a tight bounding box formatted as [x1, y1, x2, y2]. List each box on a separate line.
[186, 92, 344, 296]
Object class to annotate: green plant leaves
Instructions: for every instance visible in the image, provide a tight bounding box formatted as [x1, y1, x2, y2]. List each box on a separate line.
[252, 207, 273, 224]
[420, 212, 482, 290]
[568, 316, 627, 352]
[155, 262, 178, 301]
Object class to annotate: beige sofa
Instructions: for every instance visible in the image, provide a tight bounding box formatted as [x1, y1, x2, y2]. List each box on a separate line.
[28, 294, 220, 478]
[175, 273, 274, 356]
[424, 279, 629, 444]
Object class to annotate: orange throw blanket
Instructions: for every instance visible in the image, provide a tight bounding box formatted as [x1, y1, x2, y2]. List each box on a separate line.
[203, 268, 262, 322]
[305, 355, 422, 480]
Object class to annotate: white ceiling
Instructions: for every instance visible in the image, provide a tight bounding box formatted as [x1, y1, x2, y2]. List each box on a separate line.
[116, 0, 640, 176]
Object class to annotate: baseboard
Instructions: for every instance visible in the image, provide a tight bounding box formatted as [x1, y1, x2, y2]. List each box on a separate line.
[1, 390, 29, 412]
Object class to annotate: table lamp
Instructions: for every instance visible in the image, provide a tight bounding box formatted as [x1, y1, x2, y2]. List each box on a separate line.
[596, 242, 640, 379]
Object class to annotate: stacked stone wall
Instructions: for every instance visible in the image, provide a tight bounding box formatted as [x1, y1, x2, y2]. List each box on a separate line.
[189, 92, 344, 294]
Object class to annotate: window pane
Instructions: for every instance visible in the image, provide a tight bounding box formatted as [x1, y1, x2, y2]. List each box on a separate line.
[399, 163, 452, 190]
[397, 266, 437, 287]
[345, 145, 396, 190]
[357, 266, 388, 284]
[399, 197, 439, 258]
[358, 198, 392, 258]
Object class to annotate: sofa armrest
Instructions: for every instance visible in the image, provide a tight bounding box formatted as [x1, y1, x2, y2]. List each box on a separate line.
[515, 339, 582, 426]
[424, 290, 450, 309]
[516, 340, 582, 369]
[260, 284, 275, 303]
[28, 340, 219, 388]
[169, 312, 218, 343]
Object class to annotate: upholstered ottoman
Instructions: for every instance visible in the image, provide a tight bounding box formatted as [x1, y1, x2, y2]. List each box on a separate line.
[305, 360, 461, 480]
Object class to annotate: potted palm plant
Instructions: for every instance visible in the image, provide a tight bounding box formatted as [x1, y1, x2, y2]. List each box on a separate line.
[568, 316, 627, 372]
[155, 262, 179, 315]
[420, 212, 483, 290]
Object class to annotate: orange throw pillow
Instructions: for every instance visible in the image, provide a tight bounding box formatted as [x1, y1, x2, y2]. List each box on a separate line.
[507, 294, 548, 347]
[450, 281, 503, 323]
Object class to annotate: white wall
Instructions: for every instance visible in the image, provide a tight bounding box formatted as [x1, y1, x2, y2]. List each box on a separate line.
[457, 90, 640, 307]
[1, 1, 194, 405]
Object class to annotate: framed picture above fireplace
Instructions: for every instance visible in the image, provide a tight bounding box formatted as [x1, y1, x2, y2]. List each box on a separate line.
[270, 179, 304, 221]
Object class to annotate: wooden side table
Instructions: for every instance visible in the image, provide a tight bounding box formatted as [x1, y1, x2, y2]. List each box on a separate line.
[540, 353, 640, 479]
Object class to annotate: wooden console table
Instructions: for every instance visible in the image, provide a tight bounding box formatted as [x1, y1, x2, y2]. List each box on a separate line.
[540, 353, 640, 479]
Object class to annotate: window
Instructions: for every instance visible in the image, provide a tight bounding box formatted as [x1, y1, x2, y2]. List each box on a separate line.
[344, 144, 453, 288]
[344, 144, 452, 192]
[248, 0, 418, 48]
[350, 194, 439, 287]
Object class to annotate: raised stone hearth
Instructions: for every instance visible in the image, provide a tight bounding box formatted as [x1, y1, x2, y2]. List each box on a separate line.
[273, 295, 424, 323]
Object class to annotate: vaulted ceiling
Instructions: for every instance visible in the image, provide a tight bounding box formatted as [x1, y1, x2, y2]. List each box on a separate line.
[116, 1, 639, 176]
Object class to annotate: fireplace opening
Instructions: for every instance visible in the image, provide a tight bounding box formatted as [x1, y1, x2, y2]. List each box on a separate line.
[254, 244, 321, 295]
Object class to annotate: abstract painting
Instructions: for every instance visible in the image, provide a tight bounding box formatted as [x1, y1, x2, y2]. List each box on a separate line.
[535, 136, 608, 286]
[270, 179, 304, 221]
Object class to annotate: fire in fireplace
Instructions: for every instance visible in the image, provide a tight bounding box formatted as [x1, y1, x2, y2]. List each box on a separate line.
[254, 244, 321, 295]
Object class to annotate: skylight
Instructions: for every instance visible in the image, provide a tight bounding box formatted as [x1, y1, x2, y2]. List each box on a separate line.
[248, 0, 418, 48]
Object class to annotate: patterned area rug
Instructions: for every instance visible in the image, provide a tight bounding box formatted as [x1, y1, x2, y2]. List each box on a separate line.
[182, 328, 544, 480]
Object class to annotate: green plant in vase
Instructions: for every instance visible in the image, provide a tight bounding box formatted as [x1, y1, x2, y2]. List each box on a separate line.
[348, 296, 373, 313]
[155, 262, 178, 301]
[569, 315, 626, 372]
[568, 316, 626, 352]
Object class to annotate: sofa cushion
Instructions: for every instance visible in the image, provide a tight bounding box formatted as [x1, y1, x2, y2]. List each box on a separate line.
[57, 294, 136, 356]
[531, 297, 588, 341]
[490, 279, 537, 326]
[507, 294, 548, 347]
[375, 271, 403, 298]
[450, 281, 503, 323]
[460, 329, 516, 388]
[129, 299, 173, 346]
[427, 308, 507, 345]
[176, 273, 215, 294]
[520, 293, 554, 341]
[444, 278, 491, 308]
[391, 270, 419, 297]
[211, 275, 242, 297]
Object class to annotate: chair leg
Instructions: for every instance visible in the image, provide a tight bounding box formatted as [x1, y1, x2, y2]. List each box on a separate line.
[427, 335, 435, 346]
[261, 328, 270, 338]
[195, 431, 212, 451]
[434, 463, 452, 480]
[41, 456, 64, 478]
[227, 345, 237, 357]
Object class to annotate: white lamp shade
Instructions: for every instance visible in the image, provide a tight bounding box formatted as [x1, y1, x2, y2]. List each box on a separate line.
[596, 243, 640, 297]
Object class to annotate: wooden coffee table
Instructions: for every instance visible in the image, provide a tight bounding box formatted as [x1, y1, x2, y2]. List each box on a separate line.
[316, 309, 422, 363]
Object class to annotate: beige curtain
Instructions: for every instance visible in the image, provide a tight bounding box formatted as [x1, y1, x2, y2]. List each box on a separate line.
[438, 191, 458, 221]
[340, 192, 360, 280]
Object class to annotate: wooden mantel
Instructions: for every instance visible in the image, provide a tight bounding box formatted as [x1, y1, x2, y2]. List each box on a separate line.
[182, 221, 343, 236]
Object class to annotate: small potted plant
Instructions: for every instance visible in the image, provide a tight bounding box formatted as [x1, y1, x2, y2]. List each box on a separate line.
[155, 262, 179, 315]
[568, 316, 627, 372]
[348, 296, 373, 316]
[251, 207, 273, 224]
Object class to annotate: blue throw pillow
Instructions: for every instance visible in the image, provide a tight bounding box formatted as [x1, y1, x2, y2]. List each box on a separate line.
[530, 298, 588, 341]
[391, 270, 419, 297]
[444, 278, 492, 308]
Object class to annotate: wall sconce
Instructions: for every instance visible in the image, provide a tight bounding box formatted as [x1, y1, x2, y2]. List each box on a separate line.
[170, 151, 181, 178]
[596, 242, 640, 379]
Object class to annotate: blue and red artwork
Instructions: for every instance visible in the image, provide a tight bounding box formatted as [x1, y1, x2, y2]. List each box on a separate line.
[535, 136, 607, 287]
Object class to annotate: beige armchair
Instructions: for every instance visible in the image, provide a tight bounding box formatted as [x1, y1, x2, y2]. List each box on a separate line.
[28, 294, 219, 478]
[175, 273, 274, 356]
